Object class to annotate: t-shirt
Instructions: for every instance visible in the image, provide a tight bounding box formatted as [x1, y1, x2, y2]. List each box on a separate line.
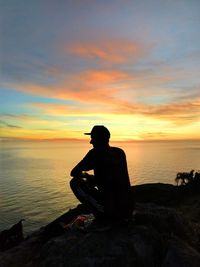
[73, 146, 134, 219]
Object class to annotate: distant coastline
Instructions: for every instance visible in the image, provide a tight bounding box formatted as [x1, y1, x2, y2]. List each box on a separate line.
[1, 137, 200, 143]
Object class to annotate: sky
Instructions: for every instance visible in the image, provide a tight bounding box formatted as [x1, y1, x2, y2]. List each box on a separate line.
[1, 0, 200, 141]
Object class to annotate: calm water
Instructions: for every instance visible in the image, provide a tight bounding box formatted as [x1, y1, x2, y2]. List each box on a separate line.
[0, 140, 200, 234]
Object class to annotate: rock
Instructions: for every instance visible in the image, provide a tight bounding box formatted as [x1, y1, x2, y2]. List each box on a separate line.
[133, 183, 180, 206]
[134, 203, 198, 246]
[29, 220, 162, 267]
[162, 237, 200, 267]
[1, 183, 200, 267]
[0, 220, 24, 251]
[0, 230, 42, 267]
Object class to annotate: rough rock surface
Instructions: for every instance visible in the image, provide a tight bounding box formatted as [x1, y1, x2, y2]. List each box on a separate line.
[1, 183, 200, 267]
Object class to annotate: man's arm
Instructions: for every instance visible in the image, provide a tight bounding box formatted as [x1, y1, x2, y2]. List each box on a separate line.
[70, 150, 93, 178]
[70, 161, 85, 177]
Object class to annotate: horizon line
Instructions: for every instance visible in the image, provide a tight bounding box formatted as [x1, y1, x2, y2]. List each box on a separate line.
[1, 137, 200, 143]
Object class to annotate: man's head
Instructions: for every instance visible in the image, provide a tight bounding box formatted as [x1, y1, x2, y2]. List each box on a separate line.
[84, 125, 110, 147]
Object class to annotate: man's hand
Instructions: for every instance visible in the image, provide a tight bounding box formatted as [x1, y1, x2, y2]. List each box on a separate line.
[82, 172, 96, 186]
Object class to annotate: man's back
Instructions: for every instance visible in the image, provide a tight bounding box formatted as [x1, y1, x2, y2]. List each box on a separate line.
[82, 146, 133, 220]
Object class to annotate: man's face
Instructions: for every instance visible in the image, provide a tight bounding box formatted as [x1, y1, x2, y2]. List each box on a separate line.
[90, 137, 98, 148]
[90, 137, 108, 148]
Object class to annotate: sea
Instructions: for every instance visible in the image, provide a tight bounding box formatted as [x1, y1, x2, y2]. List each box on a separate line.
[0, 140, 200, 234]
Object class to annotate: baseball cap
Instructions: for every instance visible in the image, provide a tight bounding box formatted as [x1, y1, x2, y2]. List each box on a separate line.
[84, 125, 110, 139]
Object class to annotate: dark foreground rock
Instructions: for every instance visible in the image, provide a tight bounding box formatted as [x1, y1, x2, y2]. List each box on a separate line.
[1, 183, 200, 267]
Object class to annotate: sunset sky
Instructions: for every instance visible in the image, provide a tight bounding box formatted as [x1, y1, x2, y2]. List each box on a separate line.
[1, 0, 200, 141]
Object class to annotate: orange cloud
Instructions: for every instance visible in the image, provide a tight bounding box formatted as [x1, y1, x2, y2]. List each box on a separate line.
[11, 62, 200, 129]
[16, 79, 200, 127]
[68, 39, 145, 64]
[79, 69, 128, 84]
[15, 69, 130, 105]
[149, 102, 199, 127]
[28, 94, 200, 129]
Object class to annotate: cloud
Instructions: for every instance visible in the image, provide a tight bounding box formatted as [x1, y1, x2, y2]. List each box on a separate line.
[7, 60, 200, 128]
[1, 113, 35, 120]
[67, 39, 146, 64]
[147, 100, 200, 119]
[139, 132, 171, 139]
[14, 69, 130, 105]
[29, 102, 112, 117]
[0, 113, 69, 130]
[111, 95, 200, 125]
[0, 120, 22, 129]
[79, 69, 128, 84]
[28, 94, 200, 128]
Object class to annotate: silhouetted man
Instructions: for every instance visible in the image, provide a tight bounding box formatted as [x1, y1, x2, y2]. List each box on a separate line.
[70, 125, 134, 223]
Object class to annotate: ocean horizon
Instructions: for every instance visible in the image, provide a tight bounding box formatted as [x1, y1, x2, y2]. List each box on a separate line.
[1, 139, 200, 234]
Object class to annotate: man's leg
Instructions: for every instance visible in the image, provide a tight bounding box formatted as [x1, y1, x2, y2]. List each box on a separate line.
[70, 177, 104, 218]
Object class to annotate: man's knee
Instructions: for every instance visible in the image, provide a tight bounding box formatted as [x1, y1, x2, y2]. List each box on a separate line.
[70, 177, 79, 192]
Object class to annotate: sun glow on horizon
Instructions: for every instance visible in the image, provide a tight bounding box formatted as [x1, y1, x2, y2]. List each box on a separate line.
[1, 111, 200, 142]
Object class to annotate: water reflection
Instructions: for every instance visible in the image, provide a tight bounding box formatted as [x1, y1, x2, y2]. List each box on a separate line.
[1, 140, 200, 233]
